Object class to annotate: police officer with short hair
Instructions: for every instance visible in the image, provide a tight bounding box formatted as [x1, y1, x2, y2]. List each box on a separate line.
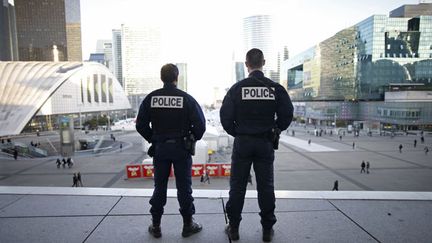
[136, 63, 206, 238]
[220, 48, 293, 242]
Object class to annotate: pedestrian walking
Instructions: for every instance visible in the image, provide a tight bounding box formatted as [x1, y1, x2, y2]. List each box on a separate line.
[366, 161, 370, 174]
[72, 173, 78, 187]
[203, 171, 210, 184]
[332, 180, 339, 191]
[421, 136, 425, 144]
[120, 143, 123, 151]
[399, 144, 403, 153]
[56, 158, 61, 168]
[136, 63, 206, 238]
[352, 142, 355, 149]
[62, 158, 66, 168]
[13, 149, 18, 160]
[220, 48, 293, 242]
[414, 139, 417, 148]
[77, 172, 83, 187]
[308, 139, 311, 145]
[361, 161, 366, 173]
[339, 135, 342, 141]
[425, 146, 429, 155]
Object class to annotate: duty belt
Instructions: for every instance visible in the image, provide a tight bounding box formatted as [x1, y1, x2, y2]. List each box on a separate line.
[237, 133, 269, 139]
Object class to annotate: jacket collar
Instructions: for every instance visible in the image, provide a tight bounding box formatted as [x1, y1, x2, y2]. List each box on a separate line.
[163, 82, 177, 89]
[248, 70, 264, 79]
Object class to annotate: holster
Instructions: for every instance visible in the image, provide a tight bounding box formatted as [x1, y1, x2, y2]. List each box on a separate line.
[183, 134, 196, 155]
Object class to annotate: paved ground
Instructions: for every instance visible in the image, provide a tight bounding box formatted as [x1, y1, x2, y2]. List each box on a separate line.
[1, 187, 432, 243]
[1, 127, 431, 191]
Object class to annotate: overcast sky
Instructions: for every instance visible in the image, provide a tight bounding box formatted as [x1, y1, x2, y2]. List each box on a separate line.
[80, 0, 421, 104]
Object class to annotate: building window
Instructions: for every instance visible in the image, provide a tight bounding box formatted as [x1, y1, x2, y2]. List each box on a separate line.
[87, 76, 91, 103]
[101, 75, 107, 103]
[387, 44, 391, 50]
[93, 74, 99, 102]
[108, 78, 114, 103]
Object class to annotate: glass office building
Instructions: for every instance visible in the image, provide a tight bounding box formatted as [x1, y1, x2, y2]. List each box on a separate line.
[282, 4, 432, 130]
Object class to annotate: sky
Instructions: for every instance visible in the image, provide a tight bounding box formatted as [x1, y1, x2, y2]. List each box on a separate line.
[80, 0, 422, 105]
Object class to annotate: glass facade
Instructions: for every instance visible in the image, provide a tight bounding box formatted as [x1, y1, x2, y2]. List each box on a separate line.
[14, 0, 81, 61]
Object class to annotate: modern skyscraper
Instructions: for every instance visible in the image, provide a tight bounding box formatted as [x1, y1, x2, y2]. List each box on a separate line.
[95, 39, 113, 73]
[243, 15, 278, 80]
[14, 0, 82, 61]
[281, 4, 432, 130]
[176, 63, 188, 92]
[0, 0, 18, 61]
[120, 24, 162, 95]
[112, 29, 123, 87]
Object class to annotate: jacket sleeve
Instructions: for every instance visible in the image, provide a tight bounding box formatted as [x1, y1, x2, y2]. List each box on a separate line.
[135, 96, 153, 143]
[188, 96, 206, 140]
[220, 87, 236, 137]
[275, 85, 294, 131]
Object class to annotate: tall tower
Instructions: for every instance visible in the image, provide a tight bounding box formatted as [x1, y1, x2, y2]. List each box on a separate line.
[14, 0, 82, 61]
[95, 39, 113, 73]
[242, 15, 277, 80]
[121, 24, 162, 95]
[112, 29, 123, 87]
[0, 0, 18, 61]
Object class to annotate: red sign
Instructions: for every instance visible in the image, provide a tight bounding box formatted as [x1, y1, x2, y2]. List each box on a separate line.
[221, 164, 231, 176]
[126, 165, 142, 179]
[142, 164, 154, 178]
[191, 164, 204, 177]
[205, 164, 220, 177]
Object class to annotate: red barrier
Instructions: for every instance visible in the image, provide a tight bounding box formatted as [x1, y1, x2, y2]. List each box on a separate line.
[142, 164, 154, 177]
[221, 164, 231, 176]
[126, 165, 142, 179]
[191, 164, 204, 177]
[205, 164, 220, 177]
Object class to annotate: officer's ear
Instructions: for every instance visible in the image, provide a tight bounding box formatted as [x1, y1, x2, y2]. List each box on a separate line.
[262, 59, 266, 67]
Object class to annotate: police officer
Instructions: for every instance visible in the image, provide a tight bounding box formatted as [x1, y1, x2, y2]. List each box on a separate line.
[136, 63, 206, 238]
[220, 48, 293, 242]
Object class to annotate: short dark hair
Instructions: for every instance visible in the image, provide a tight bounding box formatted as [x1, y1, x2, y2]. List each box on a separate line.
[246, 48, 265, 69]
[160, 63, 179, 83]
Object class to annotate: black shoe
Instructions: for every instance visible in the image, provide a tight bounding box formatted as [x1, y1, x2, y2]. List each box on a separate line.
[225, 224, 239, 241]
[148, 224, 161, 238]
[182, 218, 202, 237]
[262, 228, 274, 242]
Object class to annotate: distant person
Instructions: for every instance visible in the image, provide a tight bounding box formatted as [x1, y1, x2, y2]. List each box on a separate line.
[366, 161, 370, 174]
[332, 180, 339, 191]
[308, 139, 311, 145]
[421, 136, 425, 144]
[352, 142, 355, 150]
[203, 171, 210, 184]
[56, 158, 61, 168]
[120, 143, 123, 151]
[62, 158, 67, 168]
[77, 172, 83, 187]
[67, 157, 74, 168]
[72, 173, 78, 187]
[399, 144, 403, 153]
[13, 149, 18, 160]
[339, 135, 342, 141]
[361, 161, 366, 173]
[414, 139, 417, 148]
[425, 146, 429, 155]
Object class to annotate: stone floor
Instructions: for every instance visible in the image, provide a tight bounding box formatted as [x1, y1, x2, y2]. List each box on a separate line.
[1, 186, 432, 243]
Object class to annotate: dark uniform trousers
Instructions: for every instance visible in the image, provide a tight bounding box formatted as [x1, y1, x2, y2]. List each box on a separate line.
[226, 135, 277, 229]
[149, 142, 195, 223]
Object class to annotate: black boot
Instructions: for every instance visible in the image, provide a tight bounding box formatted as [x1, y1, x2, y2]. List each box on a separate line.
[225, 224, 239, 241]
[182, 217, 202, 237]
[148, 222, 161, 238]
[262, 228, 274, 242]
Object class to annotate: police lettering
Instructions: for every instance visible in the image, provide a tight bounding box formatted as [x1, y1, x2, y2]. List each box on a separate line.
[151, 96, 184, 108]
[242, 87, 275, 100]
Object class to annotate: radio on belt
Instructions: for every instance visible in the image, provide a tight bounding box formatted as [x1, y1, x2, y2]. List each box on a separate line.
[242, 87, 275, 100]
[151, 96, 184, 108]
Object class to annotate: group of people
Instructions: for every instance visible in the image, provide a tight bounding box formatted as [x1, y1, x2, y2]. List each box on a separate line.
[72, 172, 83, 187]
[361, 160, 371, 174]
[56, 157, 74, 168]
[135, 48, 293, 242]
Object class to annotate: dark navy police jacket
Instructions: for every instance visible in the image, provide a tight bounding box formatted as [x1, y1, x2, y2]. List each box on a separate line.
[220, 70, 293, 137]
[136, 82, 206, 143]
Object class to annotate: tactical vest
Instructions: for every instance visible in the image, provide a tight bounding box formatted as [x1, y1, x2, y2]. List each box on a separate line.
[235, 79, 277, 128]
[149, 90, 189, 137]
